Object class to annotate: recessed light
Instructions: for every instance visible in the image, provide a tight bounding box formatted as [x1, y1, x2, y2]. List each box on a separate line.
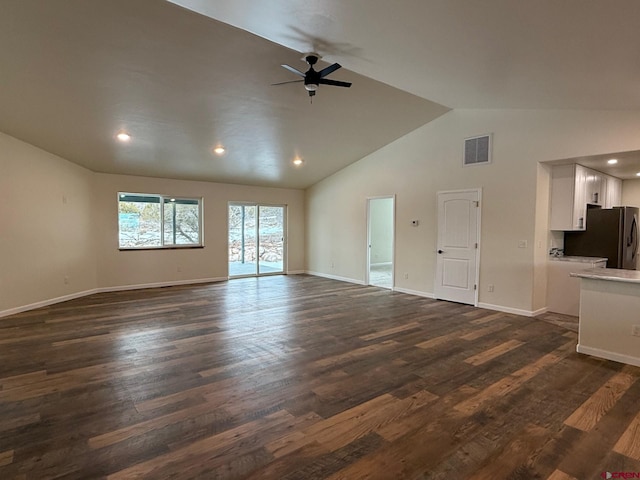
[292, 158, 304, 166]
[607, 158, 618, 164]
[213, 146, 226, 155]
[636, 172, 640, 177]
[116, 131, 131, 142]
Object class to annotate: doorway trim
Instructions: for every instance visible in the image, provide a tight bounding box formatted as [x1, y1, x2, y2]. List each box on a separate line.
[366, 195, 396, 289]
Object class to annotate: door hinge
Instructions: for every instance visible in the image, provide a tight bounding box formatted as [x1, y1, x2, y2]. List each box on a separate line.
[474, 284, 477, 290]
[473, 201, 479, 207]
[475, 243, 478, 249]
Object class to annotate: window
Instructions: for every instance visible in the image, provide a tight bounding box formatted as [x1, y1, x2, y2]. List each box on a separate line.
[118, 193, 203, 249]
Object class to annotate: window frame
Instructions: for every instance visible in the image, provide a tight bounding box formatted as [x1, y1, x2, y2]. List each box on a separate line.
[117, 192, 204, 250]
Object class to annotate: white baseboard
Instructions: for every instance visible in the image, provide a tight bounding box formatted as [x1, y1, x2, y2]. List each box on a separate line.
[2, 274, 548, 322]
[306, 275, 538, 316]
[97, 277, 226, 294]
[392, 287, 435, 299]
[577, 344, 640, 368]
[477, 302, 539, 317]
[370, 262, 393, 267]
[305, 271, 365, 285]
[0, 289, 100, 318]
[0, 277, 227, 319]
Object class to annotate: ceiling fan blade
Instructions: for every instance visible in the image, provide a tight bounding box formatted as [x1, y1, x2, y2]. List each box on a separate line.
[271, 79, 305, 86]
[281, 64, 305, 77]
[318, 78, 352, 88]
[318, 63, 341, 78]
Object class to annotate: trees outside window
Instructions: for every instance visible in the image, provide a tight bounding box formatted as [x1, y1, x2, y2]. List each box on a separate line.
[118, 193, 202, 249]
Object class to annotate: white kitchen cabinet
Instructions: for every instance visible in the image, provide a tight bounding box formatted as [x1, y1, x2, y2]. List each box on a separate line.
[549, 164, 621, 231]
[584, 168, 605, 206]
[604, 174, 622, 208]
[550, 164, 588, 231]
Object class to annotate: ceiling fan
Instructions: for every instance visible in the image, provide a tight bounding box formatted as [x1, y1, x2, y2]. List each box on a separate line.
[272, 53, 352, 99]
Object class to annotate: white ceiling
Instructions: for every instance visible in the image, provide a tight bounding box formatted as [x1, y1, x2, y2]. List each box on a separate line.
[2, 0, 640, 187]
[171, 0, 640, 110]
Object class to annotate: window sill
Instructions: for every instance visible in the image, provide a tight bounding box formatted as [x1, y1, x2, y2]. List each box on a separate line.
[119, 245, 204, 251]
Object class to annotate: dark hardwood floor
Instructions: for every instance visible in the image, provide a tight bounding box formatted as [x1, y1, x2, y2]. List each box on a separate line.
[1, 275, 639, 479]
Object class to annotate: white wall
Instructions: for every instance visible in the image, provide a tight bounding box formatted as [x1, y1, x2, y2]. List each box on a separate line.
[533, 163, 552, 312]
[0, 132, 97, 314]
[94, 173, 305, 289]
[622, 178, 640, 206]
[1, 132, 305, 316]
[306, 109, 640, 315]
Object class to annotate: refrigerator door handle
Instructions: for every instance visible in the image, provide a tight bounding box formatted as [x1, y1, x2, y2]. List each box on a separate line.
[631, 214, 639, 261]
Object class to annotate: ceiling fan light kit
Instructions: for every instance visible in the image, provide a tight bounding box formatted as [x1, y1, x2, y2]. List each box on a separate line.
[273, 52, 352, 100]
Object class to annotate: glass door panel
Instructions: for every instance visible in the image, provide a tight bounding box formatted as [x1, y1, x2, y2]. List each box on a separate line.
[228, 204, 257, 277]
[258, 206, 285, 274]
[229, 203, 285, 277]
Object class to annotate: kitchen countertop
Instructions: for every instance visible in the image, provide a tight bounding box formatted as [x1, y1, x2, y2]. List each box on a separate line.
[549, 256, 607, 263]
[570, 268, 640, 284]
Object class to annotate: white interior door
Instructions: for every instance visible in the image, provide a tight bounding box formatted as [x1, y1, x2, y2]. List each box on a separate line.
[434, 190, 480, 305]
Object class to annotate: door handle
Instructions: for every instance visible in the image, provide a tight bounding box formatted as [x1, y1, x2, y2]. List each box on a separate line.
[631, 215, 638, 260]
[438, 249, 444, 254]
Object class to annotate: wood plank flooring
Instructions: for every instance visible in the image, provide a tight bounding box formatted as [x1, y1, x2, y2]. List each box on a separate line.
[1, 275, 639, 479]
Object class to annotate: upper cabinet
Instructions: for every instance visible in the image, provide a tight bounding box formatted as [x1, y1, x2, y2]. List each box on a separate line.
[584, 169, 605, 206]
[550, 164, 588, 231]
[604, 174, 622, 208]
[550, 164, 622, 231]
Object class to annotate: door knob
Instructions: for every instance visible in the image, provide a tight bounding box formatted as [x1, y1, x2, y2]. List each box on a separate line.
[437, 249, 444, 254]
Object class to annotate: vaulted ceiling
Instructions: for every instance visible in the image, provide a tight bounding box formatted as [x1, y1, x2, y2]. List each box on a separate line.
[2, 0, 640, 187]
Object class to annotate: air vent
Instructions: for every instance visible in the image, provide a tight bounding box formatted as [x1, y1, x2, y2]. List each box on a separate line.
[464, 134, 492, 166]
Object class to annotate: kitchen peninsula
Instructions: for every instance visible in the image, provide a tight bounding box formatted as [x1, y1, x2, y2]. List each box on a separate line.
[570, 268, 640, 367]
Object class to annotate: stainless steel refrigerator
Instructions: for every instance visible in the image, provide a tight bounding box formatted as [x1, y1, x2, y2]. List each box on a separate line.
[564, 206, 639, 269]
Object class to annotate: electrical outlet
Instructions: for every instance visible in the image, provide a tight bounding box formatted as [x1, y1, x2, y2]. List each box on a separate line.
[488, 284, 494, 292]
[518, 240, 528, 248]
[330, 262, 335, 269]
[177, 266, 182, 272]
[632, 325, 640, 337]
[404, 273, 409, 280]
[64, 276, 69, 285]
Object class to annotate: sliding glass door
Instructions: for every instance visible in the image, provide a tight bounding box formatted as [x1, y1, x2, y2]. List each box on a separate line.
[258, 205, 285, 274]
[228, 204, 257, 276]
[228, 203, 285, 277]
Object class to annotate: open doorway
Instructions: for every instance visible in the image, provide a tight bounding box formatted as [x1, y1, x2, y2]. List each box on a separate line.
[228, 203, 286, 277]
[367, 196, 395, 289]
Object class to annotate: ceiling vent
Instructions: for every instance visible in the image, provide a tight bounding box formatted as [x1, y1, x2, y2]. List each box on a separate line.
[464, 134, 492, 166]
